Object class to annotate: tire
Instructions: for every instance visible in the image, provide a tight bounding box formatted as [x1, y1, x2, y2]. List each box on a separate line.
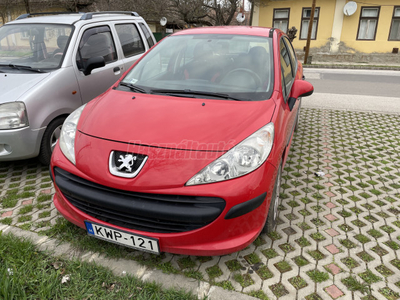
[38, 117, 65, 165]
[262, 163, 282, 233]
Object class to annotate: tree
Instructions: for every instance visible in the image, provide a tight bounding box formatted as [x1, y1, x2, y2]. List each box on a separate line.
[168, 0, 242, 27]
[205, 0, 240, 26]
[169, 0, 211, 27]
[0, 0, 17, 24]
[23, 0, 30, 13]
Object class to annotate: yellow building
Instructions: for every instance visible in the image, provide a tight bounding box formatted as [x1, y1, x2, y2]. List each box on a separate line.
[253, 0, 400, 54]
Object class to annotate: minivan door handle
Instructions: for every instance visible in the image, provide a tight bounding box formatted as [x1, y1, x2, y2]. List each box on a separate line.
[113, 67, 120, 73]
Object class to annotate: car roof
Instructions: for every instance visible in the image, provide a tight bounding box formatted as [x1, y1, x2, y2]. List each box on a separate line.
[6, 12, 143, 26]
[172, 26, 275, 38]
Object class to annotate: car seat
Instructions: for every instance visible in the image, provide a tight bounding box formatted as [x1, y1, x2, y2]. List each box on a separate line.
[248, 46, 269, 87]
[53, 35, 69, 57]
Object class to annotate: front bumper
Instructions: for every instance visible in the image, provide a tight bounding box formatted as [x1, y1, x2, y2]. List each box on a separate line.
[0, 126, 45, 160]
[51, 142, 278, 256]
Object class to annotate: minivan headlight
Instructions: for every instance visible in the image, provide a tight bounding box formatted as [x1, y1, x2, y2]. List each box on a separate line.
[186, 123, 274, 186]
[0, 102, 29, 130]
[59, 105, 86, 165]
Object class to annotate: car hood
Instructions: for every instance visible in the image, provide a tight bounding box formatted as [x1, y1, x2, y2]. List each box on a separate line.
[0, 72, 51, 104]
[78, 90, 276, 151]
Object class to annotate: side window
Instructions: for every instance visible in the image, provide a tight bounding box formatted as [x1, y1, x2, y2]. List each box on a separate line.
[280, 39, 294, 101]
[139, 23, 155, 48]
[76, 26, 117, 70]
[115, 23, 145, 57]
[283, 37, 297, 77]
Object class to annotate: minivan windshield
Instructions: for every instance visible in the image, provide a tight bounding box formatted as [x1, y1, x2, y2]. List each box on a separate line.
[121, 34, 274, 101]
[0, 23, 73, 71]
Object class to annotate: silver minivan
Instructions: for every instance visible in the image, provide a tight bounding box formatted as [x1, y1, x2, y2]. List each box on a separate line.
[0, 11, 156, 164]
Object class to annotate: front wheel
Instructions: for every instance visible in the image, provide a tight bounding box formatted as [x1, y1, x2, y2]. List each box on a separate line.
[38, 117, 65, 165]
[262, 163, 282, 233]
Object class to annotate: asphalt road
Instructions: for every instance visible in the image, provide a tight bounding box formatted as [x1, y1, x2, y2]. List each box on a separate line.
[302, 68, 400, 114]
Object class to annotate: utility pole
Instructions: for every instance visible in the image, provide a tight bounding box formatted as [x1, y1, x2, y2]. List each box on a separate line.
[304, 0, 316, 64]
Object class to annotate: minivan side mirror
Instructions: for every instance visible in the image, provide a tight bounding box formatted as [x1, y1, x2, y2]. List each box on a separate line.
[288, 79, 314, 111]
[83, 56, 106, 76]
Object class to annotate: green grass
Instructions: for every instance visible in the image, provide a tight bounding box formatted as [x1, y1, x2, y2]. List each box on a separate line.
[0, 232, 196, 300]
[256, 265, 273, 280]
[288, 276, 307, 289]
[177, 257, 196, 270]
[274, 261, 292, 273]
[248, 290, 270, 300]
[18, 204, 33, 215]
[206, 265, 222, 280]
[244, 253, 261, 264]
[261, 248, 278, 259]
[293, 255, 309, 267]
[225, 259, 242, 272]
[358, 269, 382, 284]
[233, 273, 254, 288]
[306, 270, 329, 283]
[214, 280, 234, 291]
[342, 276, 369, 294]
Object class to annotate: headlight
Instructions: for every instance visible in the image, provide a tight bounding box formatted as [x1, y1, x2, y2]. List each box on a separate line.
[0, 102, 29, 130]
[186, 123, 274, 186]
[59, 104, 86, 165]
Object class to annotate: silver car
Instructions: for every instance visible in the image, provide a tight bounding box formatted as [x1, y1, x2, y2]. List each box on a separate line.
[0, 11, 155, 164]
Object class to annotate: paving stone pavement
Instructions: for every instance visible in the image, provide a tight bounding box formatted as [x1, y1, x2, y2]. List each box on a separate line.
[1, 108, 400, 300]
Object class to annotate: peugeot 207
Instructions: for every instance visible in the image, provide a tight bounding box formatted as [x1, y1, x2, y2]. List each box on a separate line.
[50, 26, 314, 256]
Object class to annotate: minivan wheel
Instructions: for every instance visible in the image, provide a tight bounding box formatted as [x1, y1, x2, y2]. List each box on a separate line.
[38, 117, 65, 165]
[262, 163, 282, 233]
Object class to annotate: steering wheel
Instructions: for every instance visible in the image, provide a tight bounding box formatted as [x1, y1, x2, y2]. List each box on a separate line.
[52, 52, 63, 58]
[221, 68, 262, 87]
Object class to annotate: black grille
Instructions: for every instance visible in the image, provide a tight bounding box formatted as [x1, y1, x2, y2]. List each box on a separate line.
[54, 167, 225, 233]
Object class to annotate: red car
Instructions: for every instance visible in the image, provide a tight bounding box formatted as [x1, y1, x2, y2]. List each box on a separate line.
[50, 26, 313, 256]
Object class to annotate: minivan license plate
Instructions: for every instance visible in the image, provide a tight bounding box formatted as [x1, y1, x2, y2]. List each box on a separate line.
[84, 221, 160, 254]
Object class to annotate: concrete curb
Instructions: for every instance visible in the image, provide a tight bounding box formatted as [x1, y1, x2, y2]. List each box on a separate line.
[0, 224, 257, 300]
[303, 64, 400, 71]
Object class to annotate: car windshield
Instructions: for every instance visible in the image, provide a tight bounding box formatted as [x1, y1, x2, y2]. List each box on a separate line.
[0, 23, 73, 71]
[121, 34, 274, 101]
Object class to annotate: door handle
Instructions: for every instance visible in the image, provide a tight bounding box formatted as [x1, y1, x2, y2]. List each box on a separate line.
[113, 67, 120, 72]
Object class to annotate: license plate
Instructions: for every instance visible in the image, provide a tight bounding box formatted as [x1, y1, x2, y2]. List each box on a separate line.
[84, 221, 160, 254]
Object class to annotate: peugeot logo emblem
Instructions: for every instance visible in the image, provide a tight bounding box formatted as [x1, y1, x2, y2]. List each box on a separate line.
[117, 154, 137, 172]
[109, 151, 148, 178]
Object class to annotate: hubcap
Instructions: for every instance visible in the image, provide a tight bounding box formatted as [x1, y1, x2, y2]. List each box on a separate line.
[50, 125, 62, 152]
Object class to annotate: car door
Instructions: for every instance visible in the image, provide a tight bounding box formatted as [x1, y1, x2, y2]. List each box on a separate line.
[73, 24, 124, 103]
[279, 36, 297, 148]
[113, 22, 148, 72]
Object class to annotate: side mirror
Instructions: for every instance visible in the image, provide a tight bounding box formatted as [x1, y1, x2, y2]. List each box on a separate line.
[288, 79, 314, 111]
[83, 56, 106, 76]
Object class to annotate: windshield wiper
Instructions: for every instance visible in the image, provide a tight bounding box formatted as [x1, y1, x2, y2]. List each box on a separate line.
[119, 82, 148, 93]
[4, 64, 46, 73]
[151, 89, 248, 101]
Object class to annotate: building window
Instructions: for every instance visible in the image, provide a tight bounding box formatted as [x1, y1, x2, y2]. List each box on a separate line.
[389, 7, 400, 41]
[357, 7, 380, 40]
[273, 8, 290, 33]
[300, 7, 320, 40]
